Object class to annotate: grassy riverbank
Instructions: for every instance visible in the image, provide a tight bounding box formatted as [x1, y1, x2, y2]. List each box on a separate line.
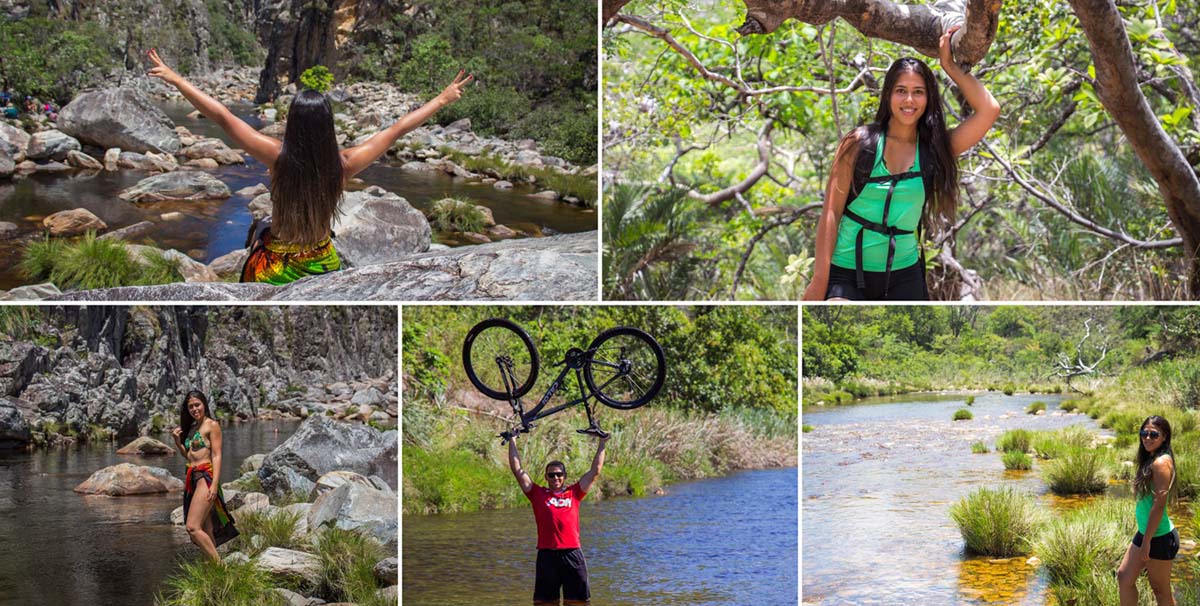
[402, 305, 798, 515]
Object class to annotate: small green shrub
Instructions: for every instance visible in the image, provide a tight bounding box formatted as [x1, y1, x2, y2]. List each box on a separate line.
[1060, 399, 1079, 412]
[300, 65, 334, 93]
[1033, 497, 1130, 587]
[997, 429, 1033, 453]
[971, 441, 988, 454]
[1043, 448, 1109, 495]
[429, 198, 486, 233]
[1003, 384, 1016, 396]
[1027, 401, 1047, 415]
[953, 408, 973, 421]
[314, 528, 387, 605]
[802, 424, 814, 433]
[21, 232, 182, 290]
[949, 487, 1041, 556]
[965, 395, 976, 406]
[156, 558, 284, 606]
[1003, 450, 1033, 470]
[235, 509, 303, 556]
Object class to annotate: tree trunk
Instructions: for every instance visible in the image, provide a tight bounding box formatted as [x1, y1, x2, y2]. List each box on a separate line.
[1068, 0, 1200, 297]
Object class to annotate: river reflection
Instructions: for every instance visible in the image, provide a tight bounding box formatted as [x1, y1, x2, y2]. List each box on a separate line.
[0, 420, 298, 606]
[404, 467, 798, 606]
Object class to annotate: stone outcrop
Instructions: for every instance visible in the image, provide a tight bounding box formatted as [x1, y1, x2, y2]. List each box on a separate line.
[118, 171, 232, 202]
[57, 88, 181, 154]
[74, 463, 183, 495]
[257, 416, 396, 500]
[56, 231, 598, 301]
[307, 482, 397, 548]
[0, 122, 29, 162]
[43, 208, 107, 237]
[0, 399, 31, 449]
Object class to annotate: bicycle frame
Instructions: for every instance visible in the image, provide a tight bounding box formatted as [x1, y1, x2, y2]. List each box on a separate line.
[496, 347, 610, 437]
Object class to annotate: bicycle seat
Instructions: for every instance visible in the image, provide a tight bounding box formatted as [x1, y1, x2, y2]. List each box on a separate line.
[576, 426, 609, 439]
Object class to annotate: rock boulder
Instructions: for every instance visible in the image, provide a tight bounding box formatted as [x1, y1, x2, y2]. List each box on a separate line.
[0, 399, 31, 448]
[74, 463, 183, 495]
[119, 171, 232, 203]
[307, 482, 397, 548]
[57, 88, 181, 154]
[116, 436, 173, 455]
[25, 130, 81, 161]
[330, 187, 431, 266]
[0, 121, 29, 161]
[43, 208, 106, 237]
[257, 416, 395, 500]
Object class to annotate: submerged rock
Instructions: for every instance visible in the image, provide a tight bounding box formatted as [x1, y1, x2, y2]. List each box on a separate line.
[57, 88, 181, 154]
[74, 463, 183, 495]
[98, 221, 155, 242]
[55, 231, 599, 301]
[116, 436, 173, 455]
[118, 171, 232, 202]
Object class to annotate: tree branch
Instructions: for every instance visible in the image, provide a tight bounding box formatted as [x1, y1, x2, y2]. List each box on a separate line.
[687, 119, 776, 206]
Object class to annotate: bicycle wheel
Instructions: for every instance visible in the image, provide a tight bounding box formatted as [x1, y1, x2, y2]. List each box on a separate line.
[462, 318, 539, 400]
[584, 327, 666, 409]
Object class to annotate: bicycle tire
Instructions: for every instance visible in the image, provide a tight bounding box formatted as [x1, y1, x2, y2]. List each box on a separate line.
[462, 318, 539, 400]
[583, 326, 666, 410]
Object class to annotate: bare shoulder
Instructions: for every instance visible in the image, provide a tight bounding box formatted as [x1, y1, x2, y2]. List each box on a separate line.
[203, 418, 221, 434]
[1153, 453, 1175, 473]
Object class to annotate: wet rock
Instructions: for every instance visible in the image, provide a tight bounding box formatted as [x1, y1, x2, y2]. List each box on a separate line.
[493, 180, 513, 189]
[116, 436, 173, 455]
[371, 557, 398, 586]
[58, 88, 181, 154]
[117, 151, 177, 172]
[119, 171, 232, 203]
[25, 130, 80, 161]
[36, 161, 74, 173]
[254, 547, 322, 585]
[400, 160, 436, 172]
[184, 158, 219, 169]
[0, 221, 17, 238]
[531, 190, 559, 200]
[126, 245, 220, 283]
[0, 121, 30, 161]
[181, 139, 243, 164]
[98, 221, 155, 243]
[236, 183, 269, 197]
[56, 232, 599, 301]
[461, 232, 491, 244]
[209, 248, 249, 278]
[258, 416, 396, 500]
[331, 187, 431, 266]
[66, 150, 103, 170]
[486, 224, 519, 240]
[160, 212, 184, 221]
[0, 399, 31, 448]
[44, 208, 107, 237]
[103, 148, 121, 171]
[74, 463, 183, 495]
[247, 193, 272, 219]
[15, 160, 36, 174]
[0, 283, 61, 300]
[307, 482, 397, 548]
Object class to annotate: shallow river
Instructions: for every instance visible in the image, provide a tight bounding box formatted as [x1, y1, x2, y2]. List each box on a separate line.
[404, 467, 799, 605]
[0, 420, 298, 606]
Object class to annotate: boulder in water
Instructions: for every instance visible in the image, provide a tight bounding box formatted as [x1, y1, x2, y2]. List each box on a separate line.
[98, 221, 155, 243]
[66, 150, 103, 170]
[116, 436, 173, 455]
[57, 88, 181, 154]
[43, 208, 107, 237]
[74, 463, 183, 495]
[181, 139, 243, 164]
[0, 149, 12, 180]
[118, 171, 232, 203]
[25, 130, 81, 162]
[116, 151, 177, 173]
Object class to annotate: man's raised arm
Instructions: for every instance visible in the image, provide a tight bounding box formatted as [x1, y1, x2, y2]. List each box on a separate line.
[508, 436, 534, 493]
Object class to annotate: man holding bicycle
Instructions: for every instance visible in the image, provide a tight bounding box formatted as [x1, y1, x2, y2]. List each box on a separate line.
[508, 434, 609, 605]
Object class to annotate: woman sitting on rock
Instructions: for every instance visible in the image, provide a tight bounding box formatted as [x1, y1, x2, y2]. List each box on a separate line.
[145, 48, 473, 284]
[171, 390, 238, 562]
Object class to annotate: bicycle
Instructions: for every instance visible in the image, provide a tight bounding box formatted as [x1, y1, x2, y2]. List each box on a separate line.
[462, 318, 666, 443]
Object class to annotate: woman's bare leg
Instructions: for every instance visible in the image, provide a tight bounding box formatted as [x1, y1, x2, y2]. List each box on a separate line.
[185, 479, 220, 562]
[1117, 543, 1144, 606]
[1145, 559, 1175, 606]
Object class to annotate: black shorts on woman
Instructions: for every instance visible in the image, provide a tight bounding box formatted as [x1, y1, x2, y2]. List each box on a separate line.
[1132, 528, 1180, 561]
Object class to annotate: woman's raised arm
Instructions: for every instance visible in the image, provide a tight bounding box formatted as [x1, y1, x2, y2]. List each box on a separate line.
[938, 27, 1001, 156]
[146, 49, 282, 166]
[340, 70, 474, 181]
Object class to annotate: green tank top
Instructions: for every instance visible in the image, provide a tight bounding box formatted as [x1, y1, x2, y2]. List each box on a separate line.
[1135, 457, 1174, 537]
[831, 134, 925, 272]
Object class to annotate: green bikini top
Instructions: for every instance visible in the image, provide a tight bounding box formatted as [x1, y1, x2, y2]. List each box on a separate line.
[184, 429, 207, 451]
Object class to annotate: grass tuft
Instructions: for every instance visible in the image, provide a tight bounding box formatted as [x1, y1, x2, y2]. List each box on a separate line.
[314, 528, 388, 606]
[971, 441, 989, 454]
[1002, 450, 1033, 470]
[1027, 401, 1047, 414]
[1043, 448, 1109, 495]
[156, 558, 284, 606]
[949, 487, 1041, 556]
[429, 198, 487, 233]
[953, 408, 973, 421]
[21, 232, 182, 290]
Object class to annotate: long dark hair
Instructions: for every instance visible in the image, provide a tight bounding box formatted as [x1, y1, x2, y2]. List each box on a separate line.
[271, 89, 344, 245]
[842, 57, 959, 236]
[1134, 415, 1174, 498]
[179, 390, 212, 443]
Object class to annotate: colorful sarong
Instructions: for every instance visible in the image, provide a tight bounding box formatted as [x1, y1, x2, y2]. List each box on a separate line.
[240, 230, 341, 285]
[184, 462, 240, 547]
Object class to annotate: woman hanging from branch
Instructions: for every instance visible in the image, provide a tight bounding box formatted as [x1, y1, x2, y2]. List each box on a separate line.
[802, 25, 999, 301]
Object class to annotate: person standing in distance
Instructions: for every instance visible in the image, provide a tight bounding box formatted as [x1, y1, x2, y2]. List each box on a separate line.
[508, 433, 609, 605]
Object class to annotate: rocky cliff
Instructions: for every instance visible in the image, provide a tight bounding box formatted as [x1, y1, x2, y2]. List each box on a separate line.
[0, 306, 396, 445]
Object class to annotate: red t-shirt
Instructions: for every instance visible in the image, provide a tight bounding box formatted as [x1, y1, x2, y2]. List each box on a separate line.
[526, 482, 587, 549]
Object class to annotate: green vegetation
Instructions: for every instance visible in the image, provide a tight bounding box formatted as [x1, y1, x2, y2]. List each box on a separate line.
[156, 558, 284, 606]
[1031, 425, 1093, 459]
[0, 18, 114, 103]
[1032, 497, 1128, 586]
[949, 487, 1041, 556]
[438, 149, 598, 207]
[300, 65, 335, 94]
[802, 424, 814, 433]
[428, 198, 487, 233]
[403, 305, 797, 514]
[996, 429, 1034, 454]
[21, 233, 183, 291]
[952, 408, 973, 421]
[1027, 401, 1047, 414]
[315, 528, 388, 606]
[339, 0, 596, 165]
[1042, 449, 1109, 495]
[1002, 450, 1032, 470]
[971, 441, 988, 454]
[965, 395, 976, 406]
[235, 509, 303, 557]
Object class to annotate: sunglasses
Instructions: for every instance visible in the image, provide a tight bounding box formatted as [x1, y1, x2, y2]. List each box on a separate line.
[546, 471, 565, 478]
[1140, 430, 1162, 440]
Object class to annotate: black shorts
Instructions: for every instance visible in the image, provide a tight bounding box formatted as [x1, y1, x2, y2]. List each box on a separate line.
[1133, 529, 1180, 561]
[825, 262, 928, 301]
[534, 548, 590, 604]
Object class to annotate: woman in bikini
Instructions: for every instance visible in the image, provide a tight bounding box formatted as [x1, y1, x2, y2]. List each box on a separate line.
[802, 26, 1000, 301]
[171, 390, 237, 562]
[145, 48, 473, 284]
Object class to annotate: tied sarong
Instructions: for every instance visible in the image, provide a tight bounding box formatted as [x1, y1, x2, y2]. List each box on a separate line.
[240, 229, 341, 285]
[184, 462, 240, 547]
